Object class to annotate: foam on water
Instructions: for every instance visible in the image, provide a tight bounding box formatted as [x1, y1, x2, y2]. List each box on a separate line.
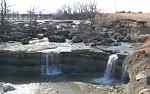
[4, 83, 40, 94]
[104, 54, 118, 78]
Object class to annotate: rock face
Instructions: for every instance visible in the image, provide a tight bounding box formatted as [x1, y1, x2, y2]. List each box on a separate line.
[60, 51, 109, 74]
[127, 36, 150, 94]
[0, 51, 42, 77]
[0, 50, 125, 79]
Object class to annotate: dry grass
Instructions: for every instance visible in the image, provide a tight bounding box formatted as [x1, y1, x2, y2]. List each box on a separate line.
[96, 13, 150, 26]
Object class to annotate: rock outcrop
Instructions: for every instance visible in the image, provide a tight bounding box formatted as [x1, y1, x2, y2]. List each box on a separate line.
[127, 36, 150, 94]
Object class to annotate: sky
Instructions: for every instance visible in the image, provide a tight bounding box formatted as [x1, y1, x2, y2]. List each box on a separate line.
[7, 0, 150, 13]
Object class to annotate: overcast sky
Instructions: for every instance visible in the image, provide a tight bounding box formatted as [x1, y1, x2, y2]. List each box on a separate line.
[7, 0, 150, 13]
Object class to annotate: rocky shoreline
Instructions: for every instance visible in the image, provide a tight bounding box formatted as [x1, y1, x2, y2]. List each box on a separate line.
[0, 81, 128, 94]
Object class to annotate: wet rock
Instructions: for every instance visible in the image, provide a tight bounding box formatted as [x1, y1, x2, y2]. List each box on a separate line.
[3, 85, 15, 93]
[0, 83, 4, 94]
[56, 30, 70, 38]
[71, 36, 83, 43]
[96, 38, 115, 46]
[8, 32, 28, 41]
[0, 35, 11, 42]
[36, 34, 44, 39]
[0, 83, 15, 94]
[21, 38, 30, 45]
[48, 35, 66, 43]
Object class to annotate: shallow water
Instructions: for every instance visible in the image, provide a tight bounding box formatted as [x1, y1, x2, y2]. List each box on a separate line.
[2, 80, 127, 94]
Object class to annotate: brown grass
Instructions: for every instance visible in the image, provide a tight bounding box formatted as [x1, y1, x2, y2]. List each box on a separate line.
[95, 13, 150, 26]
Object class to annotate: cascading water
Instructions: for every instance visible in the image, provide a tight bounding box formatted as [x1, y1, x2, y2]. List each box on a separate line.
[121, 65, 128, 83]
[121, 56, 129, 83]
[41, 53, 62, 76]
[104, 54, 119, 79]
[93, 54, 118, 84]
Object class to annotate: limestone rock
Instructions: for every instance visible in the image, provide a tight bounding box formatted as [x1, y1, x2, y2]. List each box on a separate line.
[127, 36, 150, 94]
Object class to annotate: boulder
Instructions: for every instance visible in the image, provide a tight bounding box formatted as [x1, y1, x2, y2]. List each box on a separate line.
[36, 34, 44, 39]
[8, 32, 28, 41]
[21, 38, 30, 45]
[48, 35, 66, 43]
[0, 83, 15, 94]
[71, 36, 83, 43]
[3, 85, 15, 93]
[126, 36, 150, 94]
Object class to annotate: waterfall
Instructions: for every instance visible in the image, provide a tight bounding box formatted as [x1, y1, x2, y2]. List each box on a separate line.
[45, 53, 50, 75]
[104, 54, 118, 79]
[41, 53, 45, 75]
[93, 54, 118, 84]
[41, 53, 62, 76]
[121, 65, 128, 82]
[121, 56, 129, 83]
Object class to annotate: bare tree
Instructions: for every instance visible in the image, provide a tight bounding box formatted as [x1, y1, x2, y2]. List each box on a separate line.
[0, 0, 12, 35]
[27, 8, 38, 37]
[0, 0, 7, 26]
[80, 1, 97, 31]
[27, 9, 36, 25]
[58, 0, 97, 31]
[60, 4, 73, 19]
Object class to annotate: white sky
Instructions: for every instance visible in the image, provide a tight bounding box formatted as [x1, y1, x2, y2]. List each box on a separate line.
[7, 0, 150, 13]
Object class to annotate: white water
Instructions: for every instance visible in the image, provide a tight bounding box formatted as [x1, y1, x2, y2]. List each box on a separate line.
[40, 53, 62, 76]
[4, 83, 40, 94]
[121, 61, 129, 82]
[104, 54, 118, 79]
[121, 65, 128, 82]
[93, 54, 118, 84]
[45, 53, 62, 76]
